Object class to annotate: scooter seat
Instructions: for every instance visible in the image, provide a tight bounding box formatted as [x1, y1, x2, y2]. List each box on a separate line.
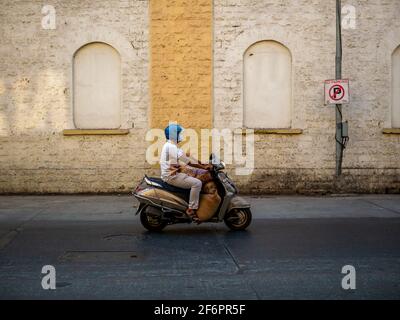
[145, 176, 191, 196]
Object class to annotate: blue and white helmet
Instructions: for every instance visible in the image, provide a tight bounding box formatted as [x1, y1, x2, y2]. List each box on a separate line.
[164, 124, 184, 142]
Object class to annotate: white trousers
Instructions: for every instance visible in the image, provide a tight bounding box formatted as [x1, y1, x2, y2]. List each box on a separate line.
[163, 173, 202, 209]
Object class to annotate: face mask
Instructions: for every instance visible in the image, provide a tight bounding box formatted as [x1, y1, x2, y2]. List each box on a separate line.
[177, 127, 185, 143]
[177, 132, 183, 143]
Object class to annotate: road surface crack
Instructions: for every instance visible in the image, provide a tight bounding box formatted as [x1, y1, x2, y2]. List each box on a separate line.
[362, 199, 400, 216]
[223, 244, 244, 274]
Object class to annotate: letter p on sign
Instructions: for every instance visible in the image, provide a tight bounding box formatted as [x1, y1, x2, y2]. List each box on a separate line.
[324, 79, 350, 105]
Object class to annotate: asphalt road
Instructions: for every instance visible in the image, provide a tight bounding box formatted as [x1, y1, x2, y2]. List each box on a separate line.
[0, 195, 399, 299]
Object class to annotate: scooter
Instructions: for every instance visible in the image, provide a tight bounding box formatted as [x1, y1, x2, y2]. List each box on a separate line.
[132, 153, 252, 231]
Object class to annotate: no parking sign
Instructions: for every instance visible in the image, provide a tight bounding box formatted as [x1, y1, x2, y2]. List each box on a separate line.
[324, 79, 350, 105]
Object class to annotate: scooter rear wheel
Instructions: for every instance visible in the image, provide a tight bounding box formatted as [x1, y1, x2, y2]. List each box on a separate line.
[224, 208, 252, 231]
[140, 206, 167, 232]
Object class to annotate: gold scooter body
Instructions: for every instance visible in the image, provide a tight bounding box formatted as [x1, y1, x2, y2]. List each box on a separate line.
[132, 154, 252, 232]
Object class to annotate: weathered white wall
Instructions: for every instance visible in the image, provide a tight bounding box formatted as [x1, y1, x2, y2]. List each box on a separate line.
[0, 0, 400, 194]
[214, 0, 400, 193]
[0, 0, 150, 193]
[393, 45, 400, 128]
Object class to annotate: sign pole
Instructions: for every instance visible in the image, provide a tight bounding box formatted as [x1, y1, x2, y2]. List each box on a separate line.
[335, 0, 343, 176]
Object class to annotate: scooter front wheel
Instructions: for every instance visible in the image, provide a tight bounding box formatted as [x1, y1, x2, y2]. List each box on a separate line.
[140, 206, 167, 232]
[224, 208, 252, 231]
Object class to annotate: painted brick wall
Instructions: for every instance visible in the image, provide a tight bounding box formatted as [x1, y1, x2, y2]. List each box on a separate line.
[0, 0, 399, 194]
[150, 0, 212, 130]
[213, 0, 400, 193]
[0, 0, 151, 193]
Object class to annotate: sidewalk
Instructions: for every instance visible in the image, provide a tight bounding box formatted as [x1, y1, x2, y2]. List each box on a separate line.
[248, 194, 400, 219]
[0, 194, 399, 224]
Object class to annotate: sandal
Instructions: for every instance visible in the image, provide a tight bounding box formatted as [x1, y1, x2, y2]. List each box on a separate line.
[186, 208, 201, 224]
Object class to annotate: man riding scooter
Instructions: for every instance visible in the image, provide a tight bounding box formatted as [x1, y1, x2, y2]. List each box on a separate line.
[160, 124, 212, 223]
[133, 128, 252, 231]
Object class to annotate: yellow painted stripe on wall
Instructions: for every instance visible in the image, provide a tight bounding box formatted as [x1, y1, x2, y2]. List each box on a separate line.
[149, 0, 213, 130]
